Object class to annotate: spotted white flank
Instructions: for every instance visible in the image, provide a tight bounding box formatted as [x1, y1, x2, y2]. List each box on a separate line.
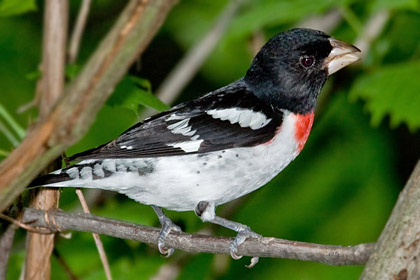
[206, 108, 271, 130]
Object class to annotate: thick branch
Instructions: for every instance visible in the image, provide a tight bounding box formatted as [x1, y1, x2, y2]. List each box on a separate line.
[361, 161, 420, 279]
[0, 0, 178, 212]
[25, 0, 68, 278]
[22, 208, 374, 266]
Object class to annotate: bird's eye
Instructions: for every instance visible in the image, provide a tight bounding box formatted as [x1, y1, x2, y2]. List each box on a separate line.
[300, 56, 315, 68]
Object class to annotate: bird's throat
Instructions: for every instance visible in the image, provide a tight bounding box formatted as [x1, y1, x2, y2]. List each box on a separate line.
[294, 111, 314, 152]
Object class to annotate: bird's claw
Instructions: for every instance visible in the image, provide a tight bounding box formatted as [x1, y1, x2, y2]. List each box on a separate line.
[158, 242, 175, 257]
[230, 251, 243, 260]
[229, 227, 262, 267]
[246, 257, 259, 268]
[157, 218, 181, 257]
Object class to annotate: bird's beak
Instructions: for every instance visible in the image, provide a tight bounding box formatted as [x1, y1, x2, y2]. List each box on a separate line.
[324, 38, 361, 75]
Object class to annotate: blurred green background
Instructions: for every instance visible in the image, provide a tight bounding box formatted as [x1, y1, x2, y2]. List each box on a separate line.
[1, 0, 420, 279]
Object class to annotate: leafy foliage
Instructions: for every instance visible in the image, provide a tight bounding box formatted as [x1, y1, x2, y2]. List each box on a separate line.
[107, 76, 170, 114]
[0, 0, 36, 17]
[350, 62, 420, 130]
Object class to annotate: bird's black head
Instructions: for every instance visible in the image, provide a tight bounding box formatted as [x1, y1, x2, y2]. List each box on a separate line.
[244, 28, 360, 114]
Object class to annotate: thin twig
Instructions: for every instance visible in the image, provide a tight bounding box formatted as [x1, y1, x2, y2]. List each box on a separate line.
[354, 10, 389, 59]
[68, 0, 92, 64]
[0, 213, 52, 234]
[248, 29, 265, 56]
[22, 208, 375, 266]
[0, 224, 17, 279]
[297, 8, 342, 33]
[53, 248, 79, 280]
[0, 120, 20, 147]
[0, 104, 26, 139]
[154, 0, 244, 107]
[75, 189, 112, 280]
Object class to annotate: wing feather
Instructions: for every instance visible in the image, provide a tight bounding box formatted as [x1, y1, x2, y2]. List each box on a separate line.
[69, 80, 283, 161]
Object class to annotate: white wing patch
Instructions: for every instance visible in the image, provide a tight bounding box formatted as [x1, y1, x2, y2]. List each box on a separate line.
[166, 114, 184, 121]
[167, 118, 197, 137]
[120, 145, 133, 150]
[206, 108, 271, 130]
[165, 114, 203, 152]
[168, 140, 204, 153]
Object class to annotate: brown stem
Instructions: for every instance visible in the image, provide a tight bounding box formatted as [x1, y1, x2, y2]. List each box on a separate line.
[22, 208, 374, 266]
[75, 189, 112, 280]
[24, 0, 68, 279]
[68, 0, 92, 64]
[0, 224, 17, 279]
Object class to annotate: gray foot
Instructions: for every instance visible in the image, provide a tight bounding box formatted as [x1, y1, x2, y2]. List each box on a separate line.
[152, 205, 181, 257]
[195, 201, 261, 268]
[230, 226, 261, 268]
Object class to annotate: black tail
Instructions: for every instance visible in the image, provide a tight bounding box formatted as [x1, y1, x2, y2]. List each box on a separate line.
[28, 172, 72, 188]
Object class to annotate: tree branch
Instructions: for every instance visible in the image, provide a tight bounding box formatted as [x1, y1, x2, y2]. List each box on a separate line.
[360, 160, 420, 279]
[354, 10, 389, 60]
[0, 0, 178, 212]
[25, 0, 68, 278]
[0, 224, 17, 280]
[21, 208, 374, 266]
[68, 0, 92, 64]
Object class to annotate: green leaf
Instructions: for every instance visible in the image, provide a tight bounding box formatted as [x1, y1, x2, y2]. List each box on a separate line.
[230, 0, 354, 38]
[66, 64, 81, 80]
[0, 0, 36, 17]
[350, 61, 420, 130]
[107, 76, 169, 114]
[370, 0, 418, 12]
[25, 69, 41, 81]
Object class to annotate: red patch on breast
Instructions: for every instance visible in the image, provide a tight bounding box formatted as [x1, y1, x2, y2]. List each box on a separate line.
[295, 111, 314, 152]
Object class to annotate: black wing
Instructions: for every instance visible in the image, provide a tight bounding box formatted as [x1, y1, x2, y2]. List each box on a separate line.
[69, 80, 283, 161]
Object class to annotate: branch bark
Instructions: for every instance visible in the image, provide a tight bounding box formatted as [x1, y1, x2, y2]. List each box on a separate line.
[68, 0, 91, 64]
[0, 224, 17, 280]
[0, 0, 178, 213]
[21, 208, 374, 266]
[24, 0, 68, 278]
[360, 161, 420, 279]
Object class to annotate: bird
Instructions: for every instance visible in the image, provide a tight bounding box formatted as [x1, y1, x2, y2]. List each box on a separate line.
[30, 28, 360, 266]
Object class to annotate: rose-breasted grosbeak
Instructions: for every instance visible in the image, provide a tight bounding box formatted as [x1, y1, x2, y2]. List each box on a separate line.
[30, 28, 360, 266]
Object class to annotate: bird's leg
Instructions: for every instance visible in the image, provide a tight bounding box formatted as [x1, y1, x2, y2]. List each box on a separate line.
[151, 205, 182, 257]
[195, 201, 261, 268]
